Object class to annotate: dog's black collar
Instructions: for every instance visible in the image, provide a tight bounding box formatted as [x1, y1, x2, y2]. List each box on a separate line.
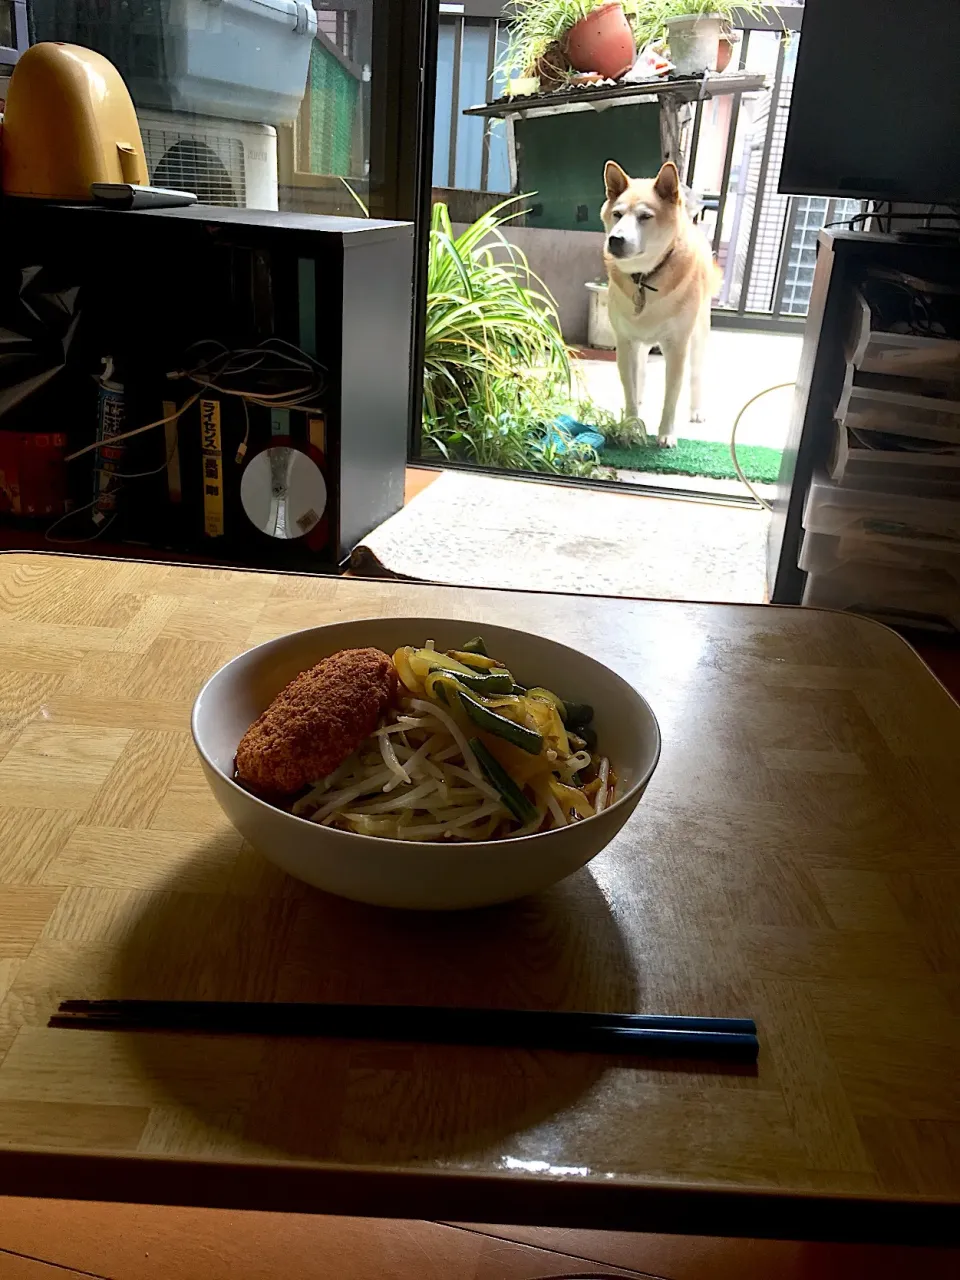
[631, 246, 675, 313]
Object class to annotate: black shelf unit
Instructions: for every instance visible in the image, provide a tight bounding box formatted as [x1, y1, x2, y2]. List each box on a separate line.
[767, 229, 960, 604]
[0, 202, 414, 572]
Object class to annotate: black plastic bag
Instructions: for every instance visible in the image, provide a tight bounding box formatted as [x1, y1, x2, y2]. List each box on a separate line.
[0, 263, 88, 423]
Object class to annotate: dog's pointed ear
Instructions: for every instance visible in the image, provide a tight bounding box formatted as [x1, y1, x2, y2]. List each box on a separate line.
[654, 161, 680, 203]
[604, 160, 629, 201]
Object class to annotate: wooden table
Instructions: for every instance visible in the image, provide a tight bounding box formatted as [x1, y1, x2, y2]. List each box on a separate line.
[0, 552, 957, 1243]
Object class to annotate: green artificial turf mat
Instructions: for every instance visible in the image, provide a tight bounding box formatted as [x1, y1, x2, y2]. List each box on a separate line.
[601, 438, 782, 483]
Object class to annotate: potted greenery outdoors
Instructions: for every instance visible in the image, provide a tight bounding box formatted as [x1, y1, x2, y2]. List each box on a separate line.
[501, 0, 769, 89]
[422, 199, 596, 476]
[502, 0, 644, 85]
[585, 280, 616, 350]
[654, 1, 765, 76]
[565, 3, 636, 78]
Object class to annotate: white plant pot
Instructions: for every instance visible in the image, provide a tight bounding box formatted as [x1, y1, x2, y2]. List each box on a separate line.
[665, 14, 724, 76]
[586, 281, 616, 350]
[507, 76, 540, 97]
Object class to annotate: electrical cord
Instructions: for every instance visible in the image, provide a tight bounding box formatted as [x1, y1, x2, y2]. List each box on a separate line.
[51, 337, 325, 543]
[825, 208, 960, 232]
[92, 422, 183, 481]
[730, 381, 795, 512]
[64, 391, 201, 464]
[44, 497, 117, 546]
[63, 337, 326, 464]
[47, 431, 182, 546]
[824, 200, 883, 231]
[237, 397, 250, 464]
[860, 272, 960, 339]
[177, 337, 326, 410]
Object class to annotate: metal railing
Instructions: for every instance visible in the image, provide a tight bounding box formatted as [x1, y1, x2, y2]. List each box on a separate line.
[683, 6, 860, 328]
[432, 3, 857, 330]
[434, 2, 509, 194]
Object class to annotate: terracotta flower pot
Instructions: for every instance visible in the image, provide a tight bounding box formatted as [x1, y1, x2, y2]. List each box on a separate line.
[564, 2, 636, 81]
[716, 35, 734, 74]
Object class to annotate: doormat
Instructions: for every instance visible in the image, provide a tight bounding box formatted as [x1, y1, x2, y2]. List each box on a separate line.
[601, 439, 782, 483]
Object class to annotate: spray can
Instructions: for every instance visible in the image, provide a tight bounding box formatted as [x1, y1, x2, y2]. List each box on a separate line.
[94, 357, 125, 516]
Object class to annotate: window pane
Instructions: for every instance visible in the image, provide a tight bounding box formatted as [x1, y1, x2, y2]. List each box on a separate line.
[29, 0, 403, 218]
[454, 22, 490, 191]
[486, 25, 510, 193]
[433, 19, 457, 189]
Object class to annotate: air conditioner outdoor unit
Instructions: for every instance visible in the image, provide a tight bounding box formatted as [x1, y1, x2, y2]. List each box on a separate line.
[136, 109, 279, 211]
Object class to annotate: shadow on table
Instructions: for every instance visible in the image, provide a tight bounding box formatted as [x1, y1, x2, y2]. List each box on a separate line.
[111, 842, 642, 1164]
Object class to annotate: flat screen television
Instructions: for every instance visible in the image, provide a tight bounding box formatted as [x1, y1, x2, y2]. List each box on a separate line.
[779, 0, 960, 203]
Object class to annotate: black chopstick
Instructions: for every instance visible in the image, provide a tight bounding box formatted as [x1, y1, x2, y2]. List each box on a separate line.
[50, 1001, 759, 1062]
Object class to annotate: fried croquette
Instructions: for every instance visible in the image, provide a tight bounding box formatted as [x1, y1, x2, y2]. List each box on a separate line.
[235, 647, 397, 795]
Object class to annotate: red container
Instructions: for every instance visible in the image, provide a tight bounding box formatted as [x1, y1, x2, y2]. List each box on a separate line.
[564, 2, 636, 80]
[0, 431, 70, 517]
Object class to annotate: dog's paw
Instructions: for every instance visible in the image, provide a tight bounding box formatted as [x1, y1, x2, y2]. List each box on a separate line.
[657, 434, 678, 449]
[689, 409, 707, 424]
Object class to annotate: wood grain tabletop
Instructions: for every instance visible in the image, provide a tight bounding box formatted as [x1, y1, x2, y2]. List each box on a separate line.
[0, 552, 957, 1243]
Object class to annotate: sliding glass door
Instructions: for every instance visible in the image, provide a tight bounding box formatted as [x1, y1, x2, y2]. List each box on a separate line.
[31, 0, 437, 437]
[280, 0, 436, 226]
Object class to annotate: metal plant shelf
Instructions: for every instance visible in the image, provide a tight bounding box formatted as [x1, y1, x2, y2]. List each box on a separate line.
[463, 72, 766, 120]
[462, 72, 767, 235]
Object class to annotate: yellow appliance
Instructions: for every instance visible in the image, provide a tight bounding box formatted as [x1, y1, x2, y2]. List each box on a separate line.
[1, 43, 147, 200]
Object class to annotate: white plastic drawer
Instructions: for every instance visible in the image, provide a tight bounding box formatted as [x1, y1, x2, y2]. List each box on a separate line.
[799, 529, 960, 583]
[803, 467, 960, 548]
[847, 290, 960, 384]
[801, 558, 960, 632]
[830, 420, 960, 492]
[837, 369, 960, 445]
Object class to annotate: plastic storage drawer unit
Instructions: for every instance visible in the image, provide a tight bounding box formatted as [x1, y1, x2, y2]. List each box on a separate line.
[801, 527, 960, 584]
[837, 371, 960, 447]
[804, 468, 960, 549]
[800, 470, 960, 630]
[801, 561, 960, 631]
[847, 289, 960, 385]
[830, 418, 960, 490]
[799, 533, 960, 631]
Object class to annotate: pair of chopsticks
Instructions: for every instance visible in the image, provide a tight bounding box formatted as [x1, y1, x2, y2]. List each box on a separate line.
[50, 1001, 759, 1062]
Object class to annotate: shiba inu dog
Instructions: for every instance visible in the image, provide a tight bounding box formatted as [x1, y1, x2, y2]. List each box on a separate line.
[602, 159, 719, 446]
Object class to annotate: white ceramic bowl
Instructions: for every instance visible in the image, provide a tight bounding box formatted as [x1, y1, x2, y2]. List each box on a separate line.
[192, 618, 661, 910]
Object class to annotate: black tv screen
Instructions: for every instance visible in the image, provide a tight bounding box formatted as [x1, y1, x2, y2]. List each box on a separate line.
[780, 0, 960, 202]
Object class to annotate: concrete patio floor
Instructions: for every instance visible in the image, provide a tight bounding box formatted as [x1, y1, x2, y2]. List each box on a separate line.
[401, 330, 804, 605]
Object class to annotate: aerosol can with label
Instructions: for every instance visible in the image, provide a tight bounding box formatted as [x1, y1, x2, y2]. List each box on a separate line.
[94, 357, 125, 519]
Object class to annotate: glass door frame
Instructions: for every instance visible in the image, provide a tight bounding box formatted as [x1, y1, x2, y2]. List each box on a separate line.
[376, 0, 438, 460]
[280, 1, 437, 460]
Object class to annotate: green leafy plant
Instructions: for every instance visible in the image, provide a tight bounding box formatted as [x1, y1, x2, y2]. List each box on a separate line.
[539, 434, 605, 478]
[570, 397, 648, 450]
[424, 393, 550, 472]
[424, 198, 586, 474]
[501, 0, 665, 79]
[338, 176, 370, 217]
[652, 0, 766, 23]
[423, 393, 602, 479]
[501, 0, 596, 78]
[500, 0, 771, 79]
[424, 198, 570, 420]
